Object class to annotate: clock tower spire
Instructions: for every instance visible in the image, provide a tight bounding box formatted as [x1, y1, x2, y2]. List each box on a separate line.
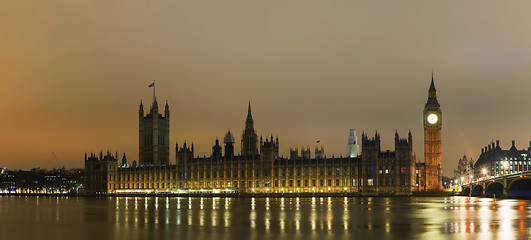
[423, 72, 442, 191]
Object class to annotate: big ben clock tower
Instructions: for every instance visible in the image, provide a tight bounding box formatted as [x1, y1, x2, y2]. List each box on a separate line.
[423, 73, 442, 191]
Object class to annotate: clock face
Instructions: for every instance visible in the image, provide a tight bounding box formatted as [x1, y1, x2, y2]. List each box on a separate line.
[427, 114, 438, 124]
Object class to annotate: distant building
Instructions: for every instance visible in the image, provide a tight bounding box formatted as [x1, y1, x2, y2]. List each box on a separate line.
[346, 129, 360, 158]
[85, 151, 120, 195]
[0, 168, 84, 194]
[453, 155, 474, 184]
[474, 140, 531, 178]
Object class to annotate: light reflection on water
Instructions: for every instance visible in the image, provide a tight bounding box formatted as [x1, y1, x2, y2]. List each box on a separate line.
[0, 196, 531, 239]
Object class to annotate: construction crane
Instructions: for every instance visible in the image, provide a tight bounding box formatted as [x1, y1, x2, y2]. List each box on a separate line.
[51, 152, 64, 169]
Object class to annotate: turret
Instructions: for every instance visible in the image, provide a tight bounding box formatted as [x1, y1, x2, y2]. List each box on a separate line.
[290, 148, 299, 160]
[151, 99, 158, 115]
[395, 130, 399, 145]
[224, 130, 235, 159]
[346, 129, 359, 158]
[176, 141, 194, 166]
[212, 138, 222, 158]
[164, 100, 169, 118]
[121, 153, 127, 167]
[260, 133, 279, 161]
[315, 146, 325, 159]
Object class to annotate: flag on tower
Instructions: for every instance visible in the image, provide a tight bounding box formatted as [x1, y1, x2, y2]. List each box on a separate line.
[148, 82, 155, 88]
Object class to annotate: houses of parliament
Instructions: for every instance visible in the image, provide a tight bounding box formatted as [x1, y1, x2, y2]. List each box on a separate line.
[85, 77, 443, 195]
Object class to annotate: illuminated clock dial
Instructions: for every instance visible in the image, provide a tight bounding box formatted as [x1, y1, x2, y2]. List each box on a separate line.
[427, 114, 438, 124]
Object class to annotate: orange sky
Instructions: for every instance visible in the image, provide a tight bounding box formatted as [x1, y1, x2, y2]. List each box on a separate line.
[1, 1, 531, 176]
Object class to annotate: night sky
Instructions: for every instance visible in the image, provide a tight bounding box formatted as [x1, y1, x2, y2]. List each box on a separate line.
[1, 1, 531, 176]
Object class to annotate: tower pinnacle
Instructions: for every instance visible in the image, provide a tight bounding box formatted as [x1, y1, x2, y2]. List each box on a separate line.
[242, 101, 258, 156]
[429, 71, 437, 94]
[426, 72, 439, 107]
[245, 101, 254, 131]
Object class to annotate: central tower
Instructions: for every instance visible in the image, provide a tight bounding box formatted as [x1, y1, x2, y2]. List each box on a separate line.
[242, 102, 258, 157]
[139, 84, 170, 166]
[423, 73, 442, 191]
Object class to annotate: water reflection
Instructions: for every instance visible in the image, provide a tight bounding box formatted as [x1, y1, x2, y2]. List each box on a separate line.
[1, 196, 531, 239]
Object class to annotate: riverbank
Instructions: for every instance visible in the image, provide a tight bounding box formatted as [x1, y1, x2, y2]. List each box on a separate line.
[2, 191, 455, 198]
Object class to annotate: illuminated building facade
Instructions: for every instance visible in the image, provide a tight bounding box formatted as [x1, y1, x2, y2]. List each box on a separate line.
[84, 98, 416, 195]
[421, 74, 443, 191]
[453, 155, 474, 184]
[362, 131, 416, 194]
[474, 140, 531, 179]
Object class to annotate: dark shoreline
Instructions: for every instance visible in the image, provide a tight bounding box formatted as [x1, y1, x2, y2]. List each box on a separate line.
[6, 191, 531, 199]
[0, 191, 468, 198]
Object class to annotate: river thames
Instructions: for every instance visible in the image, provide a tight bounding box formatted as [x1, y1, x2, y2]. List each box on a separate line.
[0, 196, 529, 239]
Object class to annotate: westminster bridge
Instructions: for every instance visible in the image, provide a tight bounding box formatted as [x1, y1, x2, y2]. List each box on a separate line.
[459, 171, 531, 198]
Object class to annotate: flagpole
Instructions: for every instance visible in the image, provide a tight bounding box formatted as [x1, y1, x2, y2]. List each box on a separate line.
[153, 80, 156, 103]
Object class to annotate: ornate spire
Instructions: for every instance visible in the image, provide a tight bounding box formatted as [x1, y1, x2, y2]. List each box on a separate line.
[242, 101, 258, 156]
[425, 71, 440, 108]
[164, 100, 169, 117]
[245, 101, 254, 131]
[429, 73, 437, 93]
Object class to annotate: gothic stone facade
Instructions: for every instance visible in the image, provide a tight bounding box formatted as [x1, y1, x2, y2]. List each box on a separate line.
[423, 75, 443, 191]
[84, 102, 416, 195]
[139, 99, 170, 166]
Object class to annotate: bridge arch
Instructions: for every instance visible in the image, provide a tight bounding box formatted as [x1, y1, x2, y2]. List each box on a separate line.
[508, 178, 531, 198]
[485, 182, 503, 198]
[462, 186, 471, 196]
[471, 185, 483, 197]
